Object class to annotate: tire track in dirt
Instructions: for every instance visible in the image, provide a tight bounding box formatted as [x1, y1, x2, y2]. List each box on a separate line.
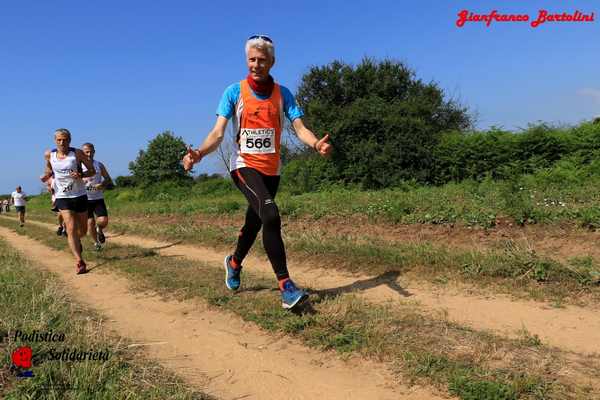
[0, 224, 446, 400]
[20, 218, 600, 356]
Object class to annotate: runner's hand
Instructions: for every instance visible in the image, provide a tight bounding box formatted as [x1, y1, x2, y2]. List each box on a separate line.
[40, 174, 51, 183]
[183, 147, 201, 171]
[315, 134, 332, 157]
[70, 171, 82, 179]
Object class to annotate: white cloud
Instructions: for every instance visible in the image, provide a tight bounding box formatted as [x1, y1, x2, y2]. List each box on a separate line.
[577, 88, 600, 104]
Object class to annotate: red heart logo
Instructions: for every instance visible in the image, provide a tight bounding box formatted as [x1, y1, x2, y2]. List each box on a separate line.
[12, 346, 32, 369]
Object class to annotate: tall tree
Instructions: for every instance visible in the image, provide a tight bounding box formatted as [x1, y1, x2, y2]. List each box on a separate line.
[129, 131, 191, 185]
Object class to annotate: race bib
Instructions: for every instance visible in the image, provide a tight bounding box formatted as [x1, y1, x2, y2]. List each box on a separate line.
[58, 181, 74, 194]
[239, 128, 275, 154]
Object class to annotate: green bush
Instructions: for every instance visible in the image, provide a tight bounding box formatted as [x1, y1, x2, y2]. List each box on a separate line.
[114, 175, 136, 187]
[113, 189, 142, 202]
[129, 131, 192, 186]
[281, 156, 336, 194]
[431, 123, 585, 184]
[296, 58, 471, 189]
[191, 176, 235, 196]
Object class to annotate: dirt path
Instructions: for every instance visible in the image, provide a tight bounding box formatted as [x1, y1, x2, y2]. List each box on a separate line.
[0, 225, 447, 400]
[18, 218, 600, 356]
[110, 232, 600, 356]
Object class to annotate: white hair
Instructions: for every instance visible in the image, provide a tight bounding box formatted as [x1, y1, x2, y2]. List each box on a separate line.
[54, 128, 72, 141]
[245, 37, 275, 60]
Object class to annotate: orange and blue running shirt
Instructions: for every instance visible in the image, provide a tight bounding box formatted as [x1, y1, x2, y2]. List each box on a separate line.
[216, 80, 304, 176]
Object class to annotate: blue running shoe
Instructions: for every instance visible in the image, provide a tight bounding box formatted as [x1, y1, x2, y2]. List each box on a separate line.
[281, 279, 308, 309]
[224, 255, 242, 291]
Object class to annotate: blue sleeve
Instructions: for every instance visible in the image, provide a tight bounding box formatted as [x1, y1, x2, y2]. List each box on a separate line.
[216, 83, 241, 119]
[280, 86, 304, 122]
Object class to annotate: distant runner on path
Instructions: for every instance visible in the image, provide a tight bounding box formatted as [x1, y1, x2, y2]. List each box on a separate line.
[10, 186, 27, 227]
[183, 34, 332, 309]
[82, 143, 113, 251]
[41, 128, 96, 274]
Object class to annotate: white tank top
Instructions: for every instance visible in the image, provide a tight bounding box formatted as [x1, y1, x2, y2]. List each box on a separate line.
[50, 148, 87, 199]
[11, 191, 27, 206]
[83, 160, 104, 201]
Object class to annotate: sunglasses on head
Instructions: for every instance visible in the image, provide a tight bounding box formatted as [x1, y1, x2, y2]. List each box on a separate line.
[247, 34, 273, 43]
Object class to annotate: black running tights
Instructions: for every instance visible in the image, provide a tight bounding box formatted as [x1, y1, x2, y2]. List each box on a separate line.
[230, 167, 288, 280]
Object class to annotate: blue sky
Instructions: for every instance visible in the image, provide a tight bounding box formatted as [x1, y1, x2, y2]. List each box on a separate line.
[1, 0, 598, 195]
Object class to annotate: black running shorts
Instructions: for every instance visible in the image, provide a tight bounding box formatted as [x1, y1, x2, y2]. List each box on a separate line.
[87, 199, 108, 218]
[55, 195, 88, 213]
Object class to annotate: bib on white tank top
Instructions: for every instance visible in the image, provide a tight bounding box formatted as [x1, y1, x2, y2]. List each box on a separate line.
[83, 160, 104, 200]
[50, 148, 87, 199]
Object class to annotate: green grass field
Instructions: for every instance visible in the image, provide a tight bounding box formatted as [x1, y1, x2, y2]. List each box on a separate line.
[22, 161, 600, 230]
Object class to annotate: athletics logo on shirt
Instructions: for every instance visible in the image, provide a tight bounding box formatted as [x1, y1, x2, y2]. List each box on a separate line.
[239, 128, 275, 154]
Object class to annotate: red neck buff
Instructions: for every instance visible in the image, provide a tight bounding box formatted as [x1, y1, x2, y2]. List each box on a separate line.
[246, 74, 274, 97]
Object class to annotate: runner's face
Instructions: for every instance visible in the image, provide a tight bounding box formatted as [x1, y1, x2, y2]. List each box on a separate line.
[246, 47, 273, 82]
[83, 146, 95, 160]
[54, 133, 71, 152]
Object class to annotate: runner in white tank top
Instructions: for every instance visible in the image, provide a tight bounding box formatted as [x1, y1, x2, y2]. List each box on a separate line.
[41, 128, 96, 274]
[83, 159, 104, 201]
[50, 149, 87, 199]
[82, 143, 114, 251]
[11, 186, 27, 227]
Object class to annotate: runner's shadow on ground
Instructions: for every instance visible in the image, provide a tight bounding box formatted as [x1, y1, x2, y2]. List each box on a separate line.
[238, 284, 278, 293]
[97, 251, 158, 261]
[87, 252, 170, 272]
[86, 262, 109, 272]
[290, 300, 317, 316]
[149, 241, 184, 250]
[307, 271, 411, 302]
